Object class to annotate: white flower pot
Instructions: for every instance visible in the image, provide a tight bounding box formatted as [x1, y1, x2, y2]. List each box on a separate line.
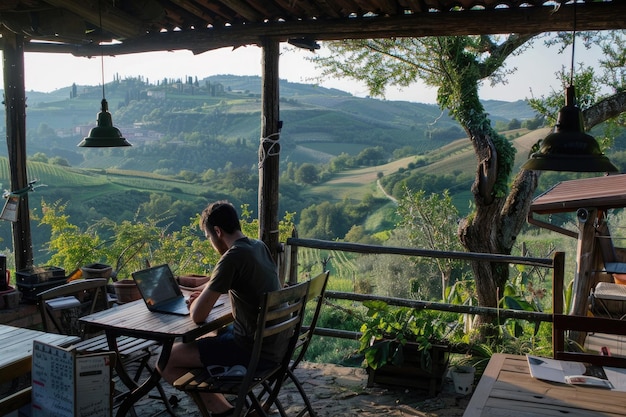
[450, 365, 475, 395]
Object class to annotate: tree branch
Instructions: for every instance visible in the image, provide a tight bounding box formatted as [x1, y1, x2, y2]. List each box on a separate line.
[583, 91, 626, 129]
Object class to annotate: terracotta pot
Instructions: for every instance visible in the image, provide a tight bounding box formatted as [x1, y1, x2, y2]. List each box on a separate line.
[613, 273, 626, 285]
[81, 263, 113, 279]
[113, 279, 141, 303]
[178, 274, 210, 288]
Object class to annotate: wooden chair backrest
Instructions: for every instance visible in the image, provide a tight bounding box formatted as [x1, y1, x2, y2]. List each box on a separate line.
[231, 280, 309, 417]
[553, 313, 626, 368]
[291, 271, 330, 369]
[37, 278, 109, 336]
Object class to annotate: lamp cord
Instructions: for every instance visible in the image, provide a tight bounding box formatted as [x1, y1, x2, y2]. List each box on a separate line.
[99, 1, 106, 99]
[570, 1, 577, 85]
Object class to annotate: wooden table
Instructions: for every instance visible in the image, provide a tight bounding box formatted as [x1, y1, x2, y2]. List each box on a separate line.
[80, 295, 233, 417]
[463, 353, 626, 417]
[0, 324, 80, 412]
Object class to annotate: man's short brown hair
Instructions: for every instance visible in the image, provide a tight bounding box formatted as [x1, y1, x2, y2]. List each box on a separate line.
[200, 200, 241, 235]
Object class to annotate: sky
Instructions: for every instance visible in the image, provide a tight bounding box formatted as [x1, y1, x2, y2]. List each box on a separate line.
[16, 37, 606, 105]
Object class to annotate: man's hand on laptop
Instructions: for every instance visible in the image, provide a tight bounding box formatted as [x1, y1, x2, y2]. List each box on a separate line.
[187, 290, 202, 308]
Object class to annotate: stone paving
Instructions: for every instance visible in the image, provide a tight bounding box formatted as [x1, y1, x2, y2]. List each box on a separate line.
[128, 361, 471, 417]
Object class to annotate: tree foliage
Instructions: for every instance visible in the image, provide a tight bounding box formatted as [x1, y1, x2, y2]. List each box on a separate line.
[396, 187, 468, 299]
[311, 31, 626, 340]
[295, 163, 320, 184]
[310, 34, 539, 338]
[37, 199, 295, 277]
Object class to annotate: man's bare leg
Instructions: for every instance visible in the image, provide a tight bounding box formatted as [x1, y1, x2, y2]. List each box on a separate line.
[158, 341, 234, 414]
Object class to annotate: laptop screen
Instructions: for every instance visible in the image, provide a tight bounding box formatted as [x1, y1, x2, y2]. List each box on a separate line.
[132, 264, 180, 307]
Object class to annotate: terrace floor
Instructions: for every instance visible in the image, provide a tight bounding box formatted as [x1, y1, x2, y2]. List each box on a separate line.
[130, 360, 471, 417]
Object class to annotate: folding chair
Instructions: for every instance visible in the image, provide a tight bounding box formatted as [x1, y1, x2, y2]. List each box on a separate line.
[255, 271, 330, 416]
[285, 271, 329, 417]
[553, 313, 626, 368]
[590, 281, 626, 319]
[552, 250, 626, 368]
[173, 280, 310, 417]
[37, 278, 175, 416]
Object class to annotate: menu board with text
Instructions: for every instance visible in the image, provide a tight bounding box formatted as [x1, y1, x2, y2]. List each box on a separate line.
[31, 340, 115, 417]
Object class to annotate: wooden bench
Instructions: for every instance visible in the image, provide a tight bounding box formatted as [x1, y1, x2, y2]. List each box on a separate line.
[0, 357, 32, 414]
[0, 325, 79, 415]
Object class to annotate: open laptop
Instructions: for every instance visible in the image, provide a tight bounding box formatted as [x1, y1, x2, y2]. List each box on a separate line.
[131, 264, 190, 315]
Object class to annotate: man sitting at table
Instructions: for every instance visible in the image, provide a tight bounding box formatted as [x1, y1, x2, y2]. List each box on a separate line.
[158, 200, 284, 417]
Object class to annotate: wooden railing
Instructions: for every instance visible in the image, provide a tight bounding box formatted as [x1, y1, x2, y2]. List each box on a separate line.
[285, 237, 564, 342]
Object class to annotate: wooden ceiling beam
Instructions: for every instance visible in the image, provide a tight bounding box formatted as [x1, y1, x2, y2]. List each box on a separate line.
[22, 2, 626, 56]
[309, 0, 343, 19]
[213, 0, 265, 22]
[42, 0, 145, 39]
[165, 0, 217, 27]
[272, 0, 321, 20]
[367, 0, 401, 16]
[398, 0, 426, 13]
[236, 0, 284, 20]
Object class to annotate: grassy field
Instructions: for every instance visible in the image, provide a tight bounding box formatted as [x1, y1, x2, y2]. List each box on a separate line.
[299, 128, 549, 204]
[0, 128, 549, 238]
[0, 159, 208, 209]
[301, 155, 416, 201]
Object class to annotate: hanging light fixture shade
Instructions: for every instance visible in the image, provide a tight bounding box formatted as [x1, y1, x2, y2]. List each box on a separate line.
[288, 37, 320, 51]
[522, 85, 617, 173]
[78, 99, 132, 147]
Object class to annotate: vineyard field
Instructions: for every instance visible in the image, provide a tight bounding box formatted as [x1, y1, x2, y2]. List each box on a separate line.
[296, 247, 358, 292]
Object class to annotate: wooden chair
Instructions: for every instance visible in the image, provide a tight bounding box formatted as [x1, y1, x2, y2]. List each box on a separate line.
[553, 313, 626, 368]
[285, 271, 329, 417]
[596, 220, 626, 275]
[552, 247, 626, 368]
[37, 278, 175, 416]
[173, 280, 310, 417]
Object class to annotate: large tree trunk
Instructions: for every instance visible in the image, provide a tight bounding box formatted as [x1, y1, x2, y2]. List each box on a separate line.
[457, 123, 538, 339]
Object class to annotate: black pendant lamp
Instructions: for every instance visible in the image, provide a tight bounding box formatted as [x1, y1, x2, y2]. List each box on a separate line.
[78, 3, 131, 148]
[522, 2, 615, 173]
[522, 85, 616, 172]
[78, 98, 131, 147]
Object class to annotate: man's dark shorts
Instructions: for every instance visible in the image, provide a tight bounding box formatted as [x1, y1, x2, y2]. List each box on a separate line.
[197, 325, 250, 368]
[197, 325, 277, 370]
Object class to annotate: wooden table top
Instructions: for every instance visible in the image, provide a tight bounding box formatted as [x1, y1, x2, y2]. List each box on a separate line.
[79, 295, 233, 343]
[0, 324, 80, 383]
[463, 353, 626, 417]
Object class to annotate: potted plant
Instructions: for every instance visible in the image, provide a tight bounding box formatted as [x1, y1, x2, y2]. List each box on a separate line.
[449, 364, 476, 395]
[359, 300, 452, 395]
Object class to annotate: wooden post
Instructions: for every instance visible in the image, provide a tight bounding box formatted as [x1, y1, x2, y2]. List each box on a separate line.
[258, 39, 280, 263]
[2, 32, 33, 271]
[571, 207, 597, 316]
[569, 208, 597, 346]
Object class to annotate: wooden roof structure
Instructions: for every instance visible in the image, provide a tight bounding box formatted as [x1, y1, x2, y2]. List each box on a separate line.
[530, 174, 626, 215]
[1, 0, 626, 271]
[2, 1, 626, 56]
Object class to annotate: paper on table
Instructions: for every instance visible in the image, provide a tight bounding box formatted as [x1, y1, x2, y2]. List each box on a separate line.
[527, 354, 626, 391]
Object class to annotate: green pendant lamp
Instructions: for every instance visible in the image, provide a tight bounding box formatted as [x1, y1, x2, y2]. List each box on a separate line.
[78, 98, 131, 147]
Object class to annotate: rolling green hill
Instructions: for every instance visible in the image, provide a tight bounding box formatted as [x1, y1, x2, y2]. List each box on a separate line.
[0, 75, 542, 264]
[299, 128, 549, 202]
[0, 75, 535, 176]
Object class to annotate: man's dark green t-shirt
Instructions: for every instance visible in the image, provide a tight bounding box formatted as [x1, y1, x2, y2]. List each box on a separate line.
[207, 237, 285, 362]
